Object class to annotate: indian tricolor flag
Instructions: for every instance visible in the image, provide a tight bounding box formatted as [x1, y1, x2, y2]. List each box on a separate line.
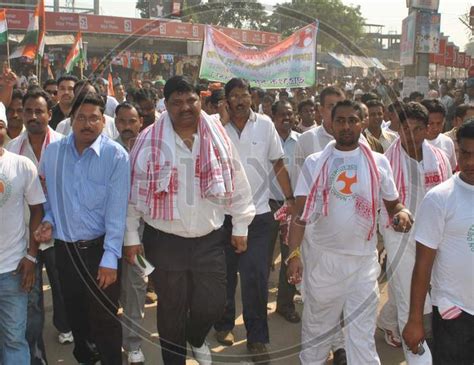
[64, 32, 84, 73]
[0, 9, 8, 45]
[10, 0, 45, 60]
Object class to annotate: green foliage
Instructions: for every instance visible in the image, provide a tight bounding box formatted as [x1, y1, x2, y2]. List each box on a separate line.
[182, 0, 268, 30]
[268, 0, 365, 52]
[136, 0, 150, 18]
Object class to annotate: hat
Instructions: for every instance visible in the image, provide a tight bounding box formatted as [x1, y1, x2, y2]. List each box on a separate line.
[0, 102, 7, 127]
[154, 80, 165, 87]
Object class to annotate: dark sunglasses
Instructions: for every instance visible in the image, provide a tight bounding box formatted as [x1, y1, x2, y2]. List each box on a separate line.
[46, 90, 58, 95]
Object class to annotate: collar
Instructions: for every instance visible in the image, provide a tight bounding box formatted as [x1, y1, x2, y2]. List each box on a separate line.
[284, 130, 299, 142]
[68, 133, 103, 156]
[319, 123, 333, 138]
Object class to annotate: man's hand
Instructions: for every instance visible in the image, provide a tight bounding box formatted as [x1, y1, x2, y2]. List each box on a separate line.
[286, 256, 303, 285]
[286, 198, 297, 218]
[392, 211, 413, 233]
[123, 244, 144, 265]
[231, 235, 247, 253]
[402, 319, 425, 354]
[97, 267, 117, 290]
[15, 258, 36, 292]
[33, 222, 53, 243]
[0, 67, 18, 88]
[218, 100, 230, 125]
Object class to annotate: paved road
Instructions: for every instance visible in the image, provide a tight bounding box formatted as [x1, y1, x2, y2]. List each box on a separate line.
[42, 262, 407, 364]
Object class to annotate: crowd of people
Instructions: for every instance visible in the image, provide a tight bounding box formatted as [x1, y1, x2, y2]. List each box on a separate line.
[0, 64, 473, 365]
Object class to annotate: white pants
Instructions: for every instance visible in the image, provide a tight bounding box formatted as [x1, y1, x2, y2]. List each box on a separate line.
[300, 237, 345, 352]
[377, 271, 399, 332]
[300, 246, 381, 365]
[382, 228, 433, 365]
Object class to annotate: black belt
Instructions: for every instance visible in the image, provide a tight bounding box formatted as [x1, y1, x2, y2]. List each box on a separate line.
[56, 236, 105, 249]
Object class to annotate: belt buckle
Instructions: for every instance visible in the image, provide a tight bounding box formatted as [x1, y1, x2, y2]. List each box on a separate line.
[76, 240, 89, 249]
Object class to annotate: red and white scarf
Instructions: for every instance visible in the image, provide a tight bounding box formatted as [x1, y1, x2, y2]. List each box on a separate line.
[385, 138, 449, 205]
[301, 141, 381, 240]
[129, 111, 234, 220]
[7, 127, 59, 158]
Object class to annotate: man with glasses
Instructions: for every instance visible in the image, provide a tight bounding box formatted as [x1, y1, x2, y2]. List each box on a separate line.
[43, 79, 59, 106]
[34, 92, 130, 364]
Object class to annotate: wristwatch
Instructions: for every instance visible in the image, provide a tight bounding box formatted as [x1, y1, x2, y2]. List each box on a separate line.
[25, 254, 38, 264]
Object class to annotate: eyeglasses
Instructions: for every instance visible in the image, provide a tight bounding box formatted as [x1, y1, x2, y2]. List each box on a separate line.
[46, 90, 58, 95]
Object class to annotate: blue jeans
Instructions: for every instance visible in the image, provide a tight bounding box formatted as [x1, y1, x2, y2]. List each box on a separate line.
[0, 270, 30, 364]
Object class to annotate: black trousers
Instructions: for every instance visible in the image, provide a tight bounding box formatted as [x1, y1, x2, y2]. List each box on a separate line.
[267, 199, 297, 313]
[433, 306, 474, 365]
[143, 224, 227, 365]
[54, 240, 122, 365]
[214, 213, 273, 344]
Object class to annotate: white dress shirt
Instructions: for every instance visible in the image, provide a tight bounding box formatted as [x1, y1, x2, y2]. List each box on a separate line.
[224, 111, 285, 215]
[125, 132, 256, 246]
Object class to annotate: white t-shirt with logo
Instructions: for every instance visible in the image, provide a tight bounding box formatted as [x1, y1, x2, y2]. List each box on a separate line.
[415, 174, 474, 314]
[0, 150, 46, 274]
[295, 147, 399, 255]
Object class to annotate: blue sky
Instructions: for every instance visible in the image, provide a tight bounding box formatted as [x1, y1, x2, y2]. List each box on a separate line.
[47, 0, 472, 50]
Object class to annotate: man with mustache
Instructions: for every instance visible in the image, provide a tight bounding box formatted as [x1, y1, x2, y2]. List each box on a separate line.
[55, 80, 119, 139]
[114, 102, 146, 365]
[126, 76, 255, 364]
[6, 88, 67, 363]
[268, 100, 301, 324]
[5, 89, 26, 144]
[34, 92, 130, 365]
[287, 100, 413, 365]
[50, 75, 78, 130]
[0, 102, 45, 365]
[134, 88, 160, 130]
[214, 78, 295, 364]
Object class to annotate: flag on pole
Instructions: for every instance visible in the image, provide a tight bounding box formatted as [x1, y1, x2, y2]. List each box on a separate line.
[64, 32, 84, 73]
[0, 9, 8, 45]
[9, 0, 45, 59]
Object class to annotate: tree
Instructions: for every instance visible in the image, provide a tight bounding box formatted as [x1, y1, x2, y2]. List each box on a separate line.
[267, 0, 365, 54]
[136, 0, 150, 18]
[182, 0, 268, 30]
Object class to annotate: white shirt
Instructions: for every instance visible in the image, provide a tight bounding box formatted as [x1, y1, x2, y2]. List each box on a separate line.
[427, 134, 457, 170]
[0, 150, 45, 273]
[156, 98, 166, 113]
[269, 130, 300, 201]
[6, 128, 64, 251]
[56, 114, 119, 140]
[295, 148, 399, 256]
[225, 111, 285, 215]
[293, 124, 333, 173]
[105, 96, 119, 118]
[125, 132, 256, 245]
[415, 174, 474, 314]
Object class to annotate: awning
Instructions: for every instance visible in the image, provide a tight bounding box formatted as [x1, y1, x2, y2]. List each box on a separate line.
[8, 34, 75, 45]
[327, 52, 386, 70]
[318, 52, 345, 68]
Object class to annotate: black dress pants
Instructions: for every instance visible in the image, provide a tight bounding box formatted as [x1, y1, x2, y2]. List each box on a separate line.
[55, 240, 122, 365]
[143, 224, 227, 365]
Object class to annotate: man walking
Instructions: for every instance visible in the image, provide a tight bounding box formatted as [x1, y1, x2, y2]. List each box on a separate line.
[34, 92, 130, 365]
[0, 103, 45, 365]
[381, 102, 451, 364]
[403, 119, 474, 365]
[126, 76, 255, 365]
[50, 75, 77, 130]
[214, 78, 295, 363]
[287, 100, 413, 365]
[7, 89, 70, 364]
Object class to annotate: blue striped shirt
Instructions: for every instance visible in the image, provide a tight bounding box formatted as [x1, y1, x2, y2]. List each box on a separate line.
[41, 134, 130, 269]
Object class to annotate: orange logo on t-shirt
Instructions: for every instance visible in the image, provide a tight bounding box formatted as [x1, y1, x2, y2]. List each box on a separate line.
[336, 171, 357, 195]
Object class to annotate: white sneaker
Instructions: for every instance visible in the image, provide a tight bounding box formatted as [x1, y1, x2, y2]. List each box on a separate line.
[127, 348, 145, 364]
[190, 341, 212, 365]
[58, 331, 74, 344]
